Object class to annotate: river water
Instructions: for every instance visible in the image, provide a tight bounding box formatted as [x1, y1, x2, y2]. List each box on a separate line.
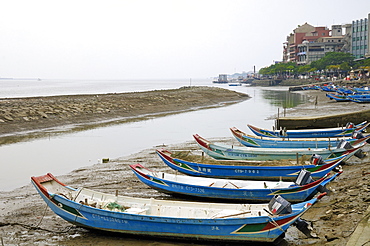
[0, 78, 307, 191]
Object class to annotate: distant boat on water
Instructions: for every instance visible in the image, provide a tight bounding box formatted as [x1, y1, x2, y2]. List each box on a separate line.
[228, 82, 242, 86]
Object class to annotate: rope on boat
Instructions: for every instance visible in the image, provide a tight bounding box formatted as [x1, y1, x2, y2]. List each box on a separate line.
[268, 216, 285, 233]
[263, 208, 285, 233]
[34, 202, 49, 228]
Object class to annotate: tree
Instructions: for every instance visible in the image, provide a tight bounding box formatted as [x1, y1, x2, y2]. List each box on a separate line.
[258, 53, 361, 78]
[311, 52, 355, 70]
[297, 65, 311, 74]
[339, 62, 351, 72]
[354, 57, 370, 69]
[258, 62, 297, 77]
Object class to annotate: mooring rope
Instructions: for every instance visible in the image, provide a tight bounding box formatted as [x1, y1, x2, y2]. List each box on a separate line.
[0, 203, 74, 233]
[0, 221, 74, 233]
[34, 202, 49, 228]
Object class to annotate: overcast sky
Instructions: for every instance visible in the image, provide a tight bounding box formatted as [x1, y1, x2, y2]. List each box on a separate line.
[1, 0, 369, 80]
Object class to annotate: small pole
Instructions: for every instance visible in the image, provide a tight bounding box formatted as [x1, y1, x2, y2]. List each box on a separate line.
[296, 153, 299, 164]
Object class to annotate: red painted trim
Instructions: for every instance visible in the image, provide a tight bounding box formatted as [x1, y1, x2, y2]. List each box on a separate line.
[262, 213, 299, 231]
[352, 135, 370, 146]
[247, 124, 259, 132]
[193, 134, 211, 150]
[230, 127, 243, 138]
[129, 164, 151, 180]
[156, 149, 177, 165]
[356, 122, 370, 132]
[317, 192, 327, 200]
[31, 173, 67, 198]
[299, 174, 327, 190]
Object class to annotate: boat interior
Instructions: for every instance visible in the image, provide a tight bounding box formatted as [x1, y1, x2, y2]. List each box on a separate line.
[138, 167, 292, 189]
[40, 179, 275, 219]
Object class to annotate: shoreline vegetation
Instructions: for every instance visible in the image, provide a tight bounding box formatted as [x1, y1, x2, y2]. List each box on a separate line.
[0, 85, 369, 245]
[252, 77, 370, 87]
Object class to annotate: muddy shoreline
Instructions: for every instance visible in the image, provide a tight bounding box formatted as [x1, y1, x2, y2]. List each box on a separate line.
[0, 86, 249, 145]
[0, 88, 369, 245]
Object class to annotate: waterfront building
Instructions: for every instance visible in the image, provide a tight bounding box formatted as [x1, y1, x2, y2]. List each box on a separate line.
[283, 23, 332, 65]
[281, 13, 370, 68]
[351, 13, 369, 59]
[297, 25, 345, 65]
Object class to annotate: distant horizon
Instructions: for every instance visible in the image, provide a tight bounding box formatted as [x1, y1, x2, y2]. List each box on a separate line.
[0, 77, 216, 81]
[0, 71, 256, 81]
[0, 71, 258, 82]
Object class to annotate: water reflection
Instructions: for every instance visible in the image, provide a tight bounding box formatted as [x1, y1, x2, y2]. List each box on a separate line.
[0, 86, 308, 191]
[261, 89, 307, 108]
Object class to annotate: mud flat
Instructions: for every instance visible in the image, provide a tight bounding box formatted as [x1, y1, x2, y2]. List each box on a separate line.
[275, 90, 370, 129]
[0, 86, 249, 144]
[0, 88, 369, 245]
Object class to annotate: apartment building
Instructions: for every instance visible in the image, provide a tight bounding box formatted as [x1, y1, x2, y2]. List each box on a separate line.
[283, 23, 345, 65]
[283, 13, 370, 65]
[283, 23, 330, 64]
[351, 13, 369, 59]
[297, 26, 345, 65]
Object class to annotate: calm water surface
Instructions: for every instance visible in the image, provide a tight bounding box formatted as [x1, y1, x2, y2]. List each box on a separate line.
[0, 79, 308, 246]
[0, 79, 307, 191]
[0, 78, 201, 98]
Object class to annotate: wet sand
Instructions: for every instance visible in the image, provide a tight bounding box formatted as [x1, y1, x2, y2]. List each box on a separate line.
[271, 89, 370, 119]
[0, 87, 370, 245]
[0, 86, 249, 144]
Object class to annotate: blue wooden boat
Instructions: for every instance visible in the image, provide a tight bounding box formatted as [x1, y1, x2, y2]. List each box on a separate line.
[230, 127, 368, 149]
[31, 173, 324, 243]
[193, 134, 365, 161]
[348, 94, 370, 103]
[247, 121, 369, 138]
[130, 163, 339, 202]
[320, 85, 337, 92]
[336, 87, 354, 94]
[353, 87, 370, 94]
[302, 85, 320, 90]
[325, 93, 350, 102]
[156, 148, 352, 181]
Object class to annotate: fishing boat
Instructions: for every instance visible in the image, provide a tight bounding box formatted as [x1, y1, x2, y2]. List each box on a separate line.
[156, 148, 351, 181]
[353, 87, 370, 94]
[301, 85, 320, 90]
[325, 93, 350, 102]
[247, 121, 369, 138]
[320, 85, 337, 92]
[228, 82, 242, 86]
[130, 164, 339, 202]
[193, 134, 365, 161]
[336, 87, 354, 94]
[348, 94, 370, 103]
[31, 173, 324, 243]
[230, 127, 368, 149]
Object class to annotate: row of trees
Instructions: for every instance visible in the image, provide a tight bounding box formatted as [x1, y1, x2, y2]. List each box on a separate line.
[259, 52, 370, 78]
